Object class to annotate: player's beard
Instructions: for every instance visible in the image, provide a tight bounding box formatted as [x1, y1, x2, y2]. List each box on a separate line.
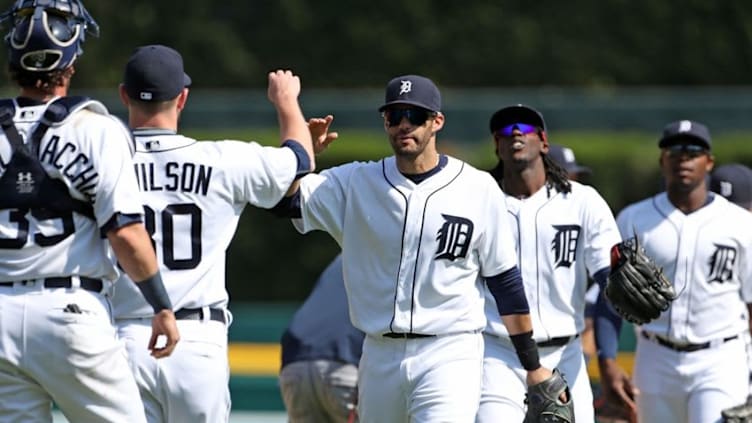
[388, 130, 431, 160]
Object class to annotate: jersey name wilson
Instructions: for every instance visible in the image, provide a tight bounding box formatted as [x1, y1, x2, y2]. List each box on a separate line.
[134, 162, 213, 196]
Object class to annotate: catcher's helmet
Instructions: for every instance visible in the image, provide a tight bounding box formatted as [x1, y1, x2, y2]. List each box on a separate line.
[0, 0, 98, 72]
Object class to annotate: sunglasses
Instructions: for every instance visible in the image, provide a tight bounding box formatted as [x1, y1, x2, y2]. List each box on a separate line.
[496, 123, 539, 137]
[665, 144, 708, 158]
[383, 108, 433, 127]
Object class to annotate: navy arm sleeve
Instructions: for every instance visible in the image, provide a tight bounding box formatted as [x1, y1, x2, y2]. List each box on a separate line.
[282, 139, 311, 180]
[486, 266, 530, 315]
[100, 213, 143, 237]
[268, 189, 302, 218]
[593, 266, 622, 359]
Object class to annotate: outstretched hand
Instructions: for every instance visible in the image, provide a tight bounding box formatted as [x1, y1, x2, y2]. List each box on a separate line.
[308, 115, 338, 154]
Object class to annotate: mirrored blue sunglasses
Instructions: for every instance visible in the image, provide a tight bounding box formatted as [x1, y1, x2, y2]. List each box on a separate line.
[496, 123, 539, 137]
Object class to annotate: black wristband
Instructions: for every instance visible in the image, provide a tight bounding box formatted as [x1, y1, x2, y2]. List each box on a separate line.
[135, 272, 172, 313]
[510, 331, 541, 371]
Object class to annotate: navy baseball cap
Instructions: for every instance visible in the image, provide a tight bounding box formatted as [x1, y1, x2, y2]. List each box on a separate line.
[710, 163, 752, 209]
[548, 144, 592, 176]
[378, 75, 441, 112]
[489, 104, 546, 133]
[123, 44, 192, 102]
[658, 120, 711, 150]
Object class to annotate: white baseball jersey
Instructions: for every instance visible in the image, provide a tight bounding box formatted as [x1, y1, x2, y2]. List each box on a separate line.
[616, 192, 752, 341]
[0, 97, 148, 422]
[294, 155, 518, 336]
[111, 129, 298, 318]
[484, 181, 621, 340]
[619, 192, 752, 422]
[0, 98, 143, 282]
[478, 180, 620, 423]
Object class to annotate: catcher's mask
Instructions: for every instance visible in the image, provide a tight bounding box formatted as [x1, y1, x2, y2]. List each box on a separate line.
[0, 0, 98, 72]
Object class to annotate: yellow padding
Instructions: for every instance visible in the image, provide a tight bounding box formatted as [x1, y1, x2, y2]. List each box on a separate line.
[228, 342, 636, 379]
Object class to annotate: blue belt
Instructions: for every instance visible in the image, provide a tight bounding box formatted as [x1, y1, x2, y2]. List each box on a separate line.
[0, 276, 103, 293]
[641, 330, 738, 353]
[174, 307, 227, 324]
[382, 332, 435, 339]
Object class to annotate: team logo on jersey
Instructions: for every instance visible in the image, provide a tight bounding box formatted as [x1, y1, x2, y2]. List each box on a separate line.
[15, 171, 34, 194]
[707, 243, 736, 284]
[435, 214, 474, 261]
[551, 225, 581, 268]
[399, 80, 412, 95]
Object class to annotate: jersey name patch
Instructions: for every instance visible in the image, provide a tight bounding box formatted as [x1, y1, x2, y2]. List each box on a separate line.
[551, 224, 581, 268]
[708, 243, 736, 284]
[435, 214, 473, 261]
[134, 162, 213, 196]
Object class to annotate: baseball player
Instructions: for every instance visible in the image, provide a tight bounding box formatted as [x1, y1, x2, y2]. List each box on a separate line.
[272, 75, 559, 423]
[710, 163, 752, 211]
[709, 163, 752, 406]
[477, 106, 632, 422]
[616, 120, 752, 422]
[110, 45, 314, 423]
[547, 143, 599, 363]
[279, 253, 364, 423]
[0, 2, 179, 422]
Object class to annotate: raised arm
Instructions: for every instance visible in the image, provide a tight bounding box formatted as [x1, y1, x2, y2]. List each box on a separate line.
[267, 70, 314, 197]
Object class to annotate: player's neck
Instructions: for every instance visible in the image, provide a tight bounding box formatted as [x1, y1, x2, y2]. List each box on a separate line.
[19, 86, 67, 103]
[130, 113, 178, 132]
[396, 149, 440, 175]
[667, 185, 710, 214]
[502, 165, 547, 199]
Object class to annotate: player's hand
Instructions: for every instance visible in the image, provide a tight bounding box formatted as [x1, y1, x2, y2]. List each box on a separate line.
[526, 366, 553, 385]
[526, 366, 570, 403]
[149, 309, 180, 358]
[598, 357, 638, 413]
[267, 69, 301, 105]
[308, 115, 338, 154]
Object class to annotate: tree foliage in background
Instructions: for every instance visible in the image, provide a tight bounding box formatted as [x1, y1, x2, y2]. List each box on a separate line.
[2, 0, 751, 90]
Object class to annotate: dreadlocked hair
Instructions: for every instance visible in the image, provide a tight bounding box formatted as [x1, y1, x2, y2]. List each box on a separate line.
[8, 65, 74, 95]
[542, 153, 572, 194]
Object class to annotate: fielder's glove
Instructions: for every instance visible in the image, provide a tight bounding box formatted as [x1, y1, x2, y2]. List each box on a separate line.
[605, 236, 676, 325]
[524, 369, 574, 423]
[722, 395, 752, 423]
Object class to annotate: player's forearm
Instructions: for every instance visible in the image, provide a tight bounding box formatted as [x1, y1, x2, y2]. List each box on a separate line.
[276, 99, 314, 172]
[501, 313, 534, 335]
[107, 223, 159, 281]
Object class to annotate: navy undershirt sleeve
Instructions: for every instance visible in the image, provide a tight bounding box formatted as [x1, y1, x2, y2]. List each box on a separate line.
[282, 139, 311, 180]
[486, 266, 530, 315]
[269, 190, 302, 218]
[100, 213, 143, 237]
[593, 266, 622, 359]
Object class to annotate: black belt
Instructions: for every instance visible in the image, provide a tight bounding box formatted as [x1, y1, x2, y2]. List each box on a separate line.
[174, 308, 227, 324]
[536, 334, 579, 348]
[0, 276, 103, 293]
[383, 332, 436, 339]
[641, 331, 738, 353]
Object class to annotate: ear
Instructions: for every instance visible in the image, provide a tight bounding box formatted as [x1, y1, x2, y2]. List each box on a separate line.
[539, 130, 548, 145]
[118, 84, 130, 107]
[431, 112, 445, 132]
[705, 153, 715, 172]
[176, 88, 190, 112]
